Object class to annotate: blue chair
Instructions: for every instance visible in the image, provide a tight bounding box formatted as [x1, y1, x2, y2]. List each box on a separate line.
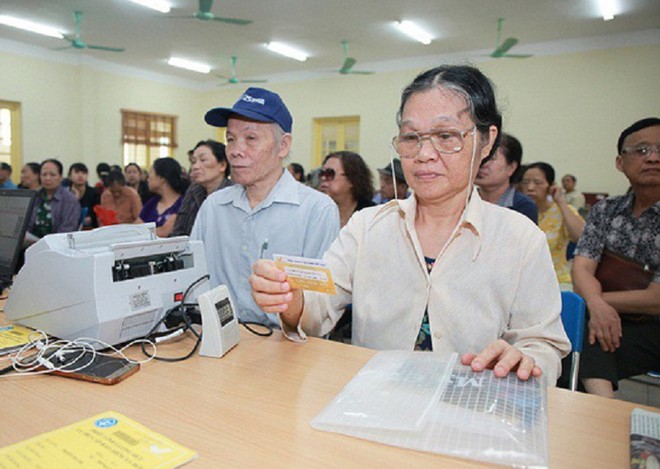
[560, 291, 586, 391]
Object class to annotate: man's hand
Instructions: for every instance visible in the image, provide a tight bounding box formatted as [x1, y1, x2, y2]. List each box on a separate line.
[460, 339, 542, 381]
[586, 297, 622, 352]
[249, 259, 294, 314]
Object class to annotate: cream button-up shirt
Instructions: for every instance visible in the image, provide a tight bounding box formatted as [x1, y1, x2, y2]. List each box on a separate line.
[286, 191, 570, 384]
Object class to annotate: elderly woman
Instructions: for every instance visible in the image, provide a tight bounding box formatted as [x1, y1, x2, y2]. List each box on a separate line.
[99, 170, 142, 224]
[250, 65, 570, 383]
[170, 139, 232, 237]
[319, 151, 375, 227]
[27, 158, 80, 238]
[521, 162, 585, 285]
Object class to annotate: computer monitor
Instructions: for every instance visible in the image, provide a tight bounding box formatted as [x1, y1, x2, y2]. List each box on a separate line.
[0, 189, 37, 290]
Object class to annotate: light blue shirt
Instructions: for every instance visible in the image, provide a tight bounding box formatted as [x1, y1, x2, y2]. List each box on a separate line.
[191, 169, 340, 327]
[1, 179, 17, 189]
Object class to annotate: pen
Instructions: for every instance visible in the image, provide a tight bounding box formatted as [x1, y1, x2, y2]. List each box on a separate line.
[259, 238, 269, 259]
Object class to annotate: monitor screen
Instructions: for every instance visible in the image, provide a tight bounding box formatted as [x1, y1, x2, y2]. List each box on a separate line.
[0, 189, 37, 287]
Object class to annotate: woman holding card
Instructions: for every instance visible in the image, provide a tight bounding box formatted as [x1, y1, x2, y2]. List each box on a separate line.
[250, 65, 570, 384]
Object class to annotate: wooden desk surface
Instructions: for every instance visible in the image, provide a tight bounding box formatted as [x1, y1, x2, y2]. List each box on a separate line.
[0, 327, 652, 468]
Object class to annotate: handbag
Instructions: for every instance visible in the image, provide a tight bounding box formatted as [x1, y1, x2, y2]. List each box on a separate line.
[594, 249, 653, 321]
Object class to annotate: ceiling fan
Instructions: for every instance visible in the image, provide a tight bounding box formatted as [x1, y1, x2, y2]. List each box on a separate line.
[57, 11, 124, 52]
[338, 41, 374, 75]
[488, 18, 532, 59]
[173, 0, 252, 25]
[217, 55, 267, 86]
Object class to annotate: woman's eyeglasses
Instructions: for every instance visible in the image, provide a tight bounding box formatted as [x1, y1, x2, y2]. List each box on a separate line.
[391, 127, 475, 159]
[319, 168, 345, 181]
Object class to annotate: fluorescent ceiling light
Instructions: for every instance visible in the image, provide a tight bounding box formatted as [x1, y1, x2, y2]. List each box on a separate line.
[598, 0, 616, 20]
[128, 0, 171, 13]
[0, 15, 64, 39]
[168, 57, 211, 74]
[395, 21, 432, 45]
[266, 42, 308, 62]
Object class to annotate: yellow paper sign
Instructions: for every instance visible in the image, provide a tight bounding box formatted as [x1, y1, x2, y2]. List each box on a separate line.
[274, 254, 337, 295]
[0, 411, 197, 468]
[0, 325, 36, 355]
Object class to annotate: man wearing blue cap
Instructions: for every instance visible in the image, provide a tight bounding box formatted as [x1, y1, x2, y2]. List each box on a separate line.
[191, 88, 340, 328]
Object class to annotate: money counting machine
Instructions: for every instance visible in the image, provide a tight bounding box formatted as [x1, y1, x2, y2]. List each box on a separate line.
[5, 223, 209, 348]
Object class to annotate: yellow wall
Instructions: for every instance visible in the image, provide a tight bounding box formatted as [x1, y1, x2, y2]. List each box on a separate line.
[1, 43, 659, 195]
[0, 50, 209, 176]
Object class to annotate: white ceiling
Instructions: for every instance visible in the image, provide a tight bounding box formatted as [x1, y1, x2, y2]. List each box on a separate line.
[1, 0, 659, 88]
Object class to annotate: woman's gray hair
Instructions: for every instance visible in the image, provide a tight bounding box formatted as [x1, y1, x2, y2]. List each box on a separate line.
[397, 65, 502, 159]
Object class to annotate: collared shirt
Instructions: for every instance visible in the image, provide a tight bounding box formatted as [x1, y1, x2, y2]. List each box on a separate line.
[170, 179, 233, 237]
[497, 186, 538, 224]
[289, 191, 570, 384]
[576, 193, 660, 282]
[1, 179, 17, 189]
[191, 169, 340, 327]
[539, 202, 582, 283]
[28, 185, 81, 236]
[564, 190, 586, 211]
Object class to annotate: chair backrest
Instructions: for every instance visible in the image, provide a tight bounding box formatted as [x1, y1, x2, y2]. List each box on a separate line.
[560, 291, 586, 353]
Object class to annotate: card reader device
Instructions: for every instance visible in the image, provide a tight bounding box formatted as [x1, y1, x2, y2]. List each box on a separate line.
[198, 285, 240, 358]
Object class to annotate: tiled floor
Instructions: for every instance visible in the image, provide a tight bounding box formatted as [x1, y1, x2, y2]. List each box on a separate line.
[615, 375, 660, 408]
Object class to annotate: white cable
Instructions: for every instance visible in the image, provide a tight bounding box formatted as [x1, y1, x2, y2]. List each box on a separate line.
[464, 128, 478, 218]
[1, 330, 157, 379]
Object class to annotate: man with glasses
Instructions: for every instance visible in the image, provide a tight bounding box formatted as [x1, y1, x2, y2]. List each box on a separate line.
[191, 88, 339, 328]
[571, 117, 660, 397]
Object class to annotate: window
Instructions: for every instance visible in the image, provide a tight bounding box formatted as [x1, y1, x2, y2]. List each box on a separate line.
[121, 110, 178, 168]
[0, 100, 22, 179]
[313, 116, 360, 167]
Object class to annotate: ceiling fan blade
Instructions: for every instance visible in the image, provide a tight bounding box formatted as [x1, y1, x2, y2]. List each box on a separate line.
[87, 44, 125, 52]
[240, 79, 268, 83]
[502, 53, 532, 58]
[340, 57, 356, 73]
[199, 0, 214, 14]
[212, 16, 252, 25]
[491, 37, 519, 57]
[347, 71, 375, 75]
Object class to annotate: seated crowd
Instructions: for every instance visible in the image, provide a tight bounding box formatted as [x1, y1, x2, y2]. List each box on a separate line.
[3, 67, 657, 401]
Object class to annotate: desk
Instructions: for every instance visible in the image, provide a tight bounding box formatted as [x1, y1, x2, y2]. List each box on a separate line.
[0, 328, 652, 468]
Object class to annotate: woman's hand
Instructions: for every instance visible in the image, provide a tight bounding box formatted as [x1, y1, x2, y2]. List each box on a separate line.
[551, 184, 585, 242]
[550, 184, 565, 205]
[460, 339, 542, 380]
[249, 260, 304, 327]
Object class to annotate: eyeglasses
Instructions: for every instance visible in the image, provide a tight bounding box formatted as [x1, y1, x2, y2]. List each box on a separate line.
[391, 127, 476, 159]
[319, 168, 345, 181]
[621, 143, 660, 158]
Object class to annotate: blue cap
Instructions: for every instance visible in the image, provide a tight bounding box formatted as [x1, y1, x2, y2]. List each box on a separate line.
[204, 87, 293, 133]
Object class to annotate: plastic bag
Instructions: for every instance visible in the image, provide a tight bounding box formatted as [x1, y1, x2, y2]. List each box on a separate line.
[311, 351, 548, 468]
